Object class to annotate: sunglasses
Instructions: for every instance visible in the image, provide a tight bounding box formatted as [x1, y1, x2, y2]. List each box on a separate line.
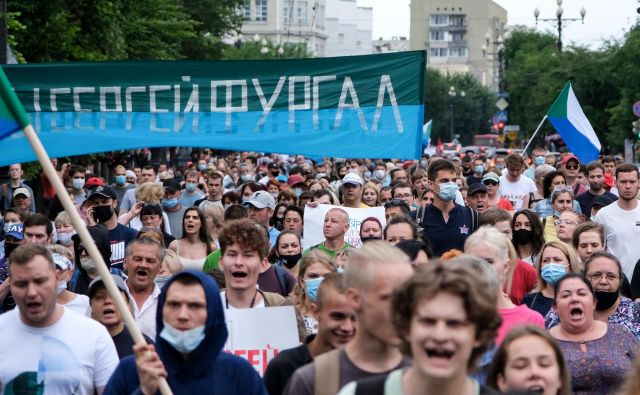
[483, 180, 498, 186]
[565, 164, 579, 170]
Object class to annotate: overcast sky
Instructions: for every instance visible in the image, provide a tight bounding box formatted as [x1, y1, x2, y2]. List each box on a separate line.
[357, 0, 638, 49]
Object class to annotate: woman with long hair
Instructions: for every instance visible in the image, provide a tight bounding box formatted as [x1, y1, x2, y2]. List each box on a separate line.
[511, 209, 545, 265]
[168, 207, 215, 271]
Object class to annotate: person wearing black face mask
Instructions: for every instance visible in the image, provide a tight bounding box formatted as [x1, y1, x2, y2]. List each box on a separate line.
[86, 186, 138, 271]
[545, 251, 640, 341]
[256, 231, 300, 297]
[510, 210, 545, 266]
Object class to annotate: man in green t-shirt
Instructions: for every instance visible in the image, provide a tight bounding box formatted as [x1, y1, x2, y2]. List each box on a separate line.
[304, 207, 352, 258]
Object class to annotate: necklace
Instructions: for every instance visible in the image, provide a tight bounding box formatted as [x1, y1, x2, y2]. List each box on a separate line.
[225, 289, 258, 309]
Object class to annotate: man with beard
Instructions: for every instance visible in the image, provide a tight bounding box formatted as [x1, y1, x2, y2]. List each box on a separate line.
[86, 186, 137, 269]
[594, 163, 640, 281]
[576, 161, 618, 215]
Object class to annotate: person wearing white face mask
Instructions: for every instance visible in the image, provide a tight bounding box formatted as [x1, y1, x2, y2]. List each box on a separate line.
[54, 211, 76, 258]
[418, 159, 479, 257]
[49, 246, 91, 316]
[104, 271, 267, 394]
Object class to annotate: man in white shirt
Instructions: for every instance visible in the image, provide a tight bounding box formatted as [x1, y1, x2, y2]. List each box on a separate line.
[123, 237, 162, 339]
[0, 244, 118, 394]
[594, 163, 640, 280]
[498, 154, 537, 211]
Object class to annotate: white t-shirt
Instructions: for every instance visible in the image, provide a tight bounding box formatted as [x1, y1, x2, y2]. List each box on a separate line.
[594, 202, 640, 279]
[219, 290, 266, 309]
[63, 294, 91, 316]
[498, 175, 537, 211]
[0, 306, 118, 395]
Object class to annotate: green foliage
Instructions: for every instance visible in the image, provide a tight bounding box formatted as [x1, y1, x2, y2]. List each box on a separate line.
[222, 37, 313, 60]
[503, 26, 640, 152]
[8, 0, 244, 61]
[424, 68, 494, 145]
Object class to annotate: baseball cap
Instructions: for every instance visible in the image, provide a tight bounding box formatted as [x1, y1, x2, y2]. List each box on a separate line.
[5, 223, 23, 240]
[592, 195, 614, 209]
[287, 173, 306, 187]
[52, 253, 73, 271]
[243, 190, 276, 210]
[560, 154, 579, 165]
[482, 172, 500, 183]
[88, 185, 117, 201]
[88, 275, 129, 300]
[163, 179, 181, 194]
[86, 177, 105, 188]
[468, 183, 488, 196]
[13, 187, 30, 199]
[342, 172, 364, 186]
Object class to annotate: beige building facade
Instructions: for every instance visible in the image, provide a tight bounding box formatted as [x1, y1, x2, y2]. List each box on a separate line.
[410, 0, 507, 92]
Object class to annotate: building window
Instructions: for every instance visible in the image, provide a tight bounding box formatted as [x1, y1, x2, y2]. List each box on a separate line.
[449, 47, 467, 57]
[284, 0, 307, 24]
[430, 14, 448, 25]
[255, 0, 267, 22]
[449, 15, 465, 26]
[241, 0, 251, 19]
[430, 48, 448, 57]
[296, 0, 308, 23]
[451, 32, 464, 42]
[430, 31, 445, 41]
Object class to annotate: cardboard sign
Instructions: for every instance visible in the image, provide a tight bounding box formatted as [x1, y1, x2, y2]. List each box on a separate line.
[224, 305, 299, 376]
[302, 204, 386, 249]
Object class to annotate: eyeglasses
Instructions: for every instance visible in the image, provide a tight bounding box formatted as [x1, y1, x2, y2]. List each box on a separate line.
[587, 272, 619, 282]
[393, 193, 414, 199]
[553, 185, 573, 193]
[483, 180, 498, 186]
[565, 164, 579, 170]
[384, 199, 409, 209]
[554, 219, 578, 226]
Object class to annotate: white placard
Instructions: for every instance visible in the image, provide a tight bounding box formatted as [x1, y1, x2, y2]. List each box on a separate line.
[302, 204, 386, 249]
[224, 305, 299, 376]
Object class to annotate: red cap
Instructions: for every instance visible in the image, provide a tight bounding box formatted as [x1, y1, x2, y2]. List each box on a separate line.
[560, 154, 579, 165]
[287, 173, 306, 187]
[86, 177, 105, 187]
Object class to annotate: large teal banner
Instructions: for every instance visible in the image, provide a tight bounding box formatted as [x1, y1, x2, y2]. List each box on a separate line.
[1, 51, 425, 165]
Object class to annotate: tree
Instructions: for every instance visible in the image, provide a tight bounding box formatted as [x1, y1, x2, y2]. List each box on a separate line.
[222, 36, 313, 60]
[423, 68, 494, 145]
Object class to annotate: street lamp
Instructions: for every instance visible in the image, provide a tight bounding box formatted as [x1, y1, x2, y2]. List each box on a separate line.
[482, 29, 506, 93]
[534, 0, 586, 52]
[448, 86, 466, 142]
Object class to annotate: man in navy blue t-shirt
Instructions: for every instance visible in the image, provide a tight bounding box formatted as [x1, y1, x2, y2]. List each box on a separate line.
[419, 160, 477, 257]
[86, 186, 137, 269]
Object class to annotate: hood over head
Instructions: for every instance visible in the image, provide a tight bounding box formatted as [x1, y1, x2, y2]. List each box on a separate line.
[156, 270, 228, 376]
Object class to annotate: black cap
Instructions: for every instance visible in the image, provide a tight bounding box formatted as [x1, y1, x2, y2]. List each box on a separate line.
[468, 183, 488, 196]
[592, 195, 614, 209]
[163, 179, 181, 194]
[88, 186, 117, 201]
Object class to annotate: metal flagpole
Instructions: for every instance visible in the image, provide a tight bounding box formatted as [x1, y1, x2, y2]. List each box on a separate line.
[522, 115, 548, 155]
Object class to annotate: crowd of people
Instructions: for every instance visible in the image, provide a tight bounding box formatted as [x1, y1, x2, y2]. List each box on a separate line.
[1, 147, 640, 395]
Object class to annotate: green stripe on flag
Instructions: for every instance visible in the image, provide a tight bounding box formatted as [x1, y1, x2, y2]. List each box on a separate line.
[0, 67, 30, 129]
[546, 81, 571, 118]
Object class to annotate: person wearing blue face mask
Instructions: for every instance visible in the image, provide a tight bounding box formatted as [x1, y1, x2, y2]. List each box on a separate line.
[466, 158, 486, 186]
[104, 270, 268, 395]
[110, 164, 135, 212]
[523, 147, 548, 181]
[418, 159, 479, 257]
[162, 179, 188, 239]
[178, 170, 205, 208]
[522, 241, 581, 318]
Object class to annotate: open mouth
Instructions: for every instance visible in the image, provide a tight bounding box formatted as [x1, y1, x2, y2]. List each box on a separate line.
[526, 384, 545, 392]
[570, 306, 583, 318]
[103, 308, 116, 317]
[426, 348, 454, 360]
[136, 269, 149, 278]
[231, 271, 248, 278]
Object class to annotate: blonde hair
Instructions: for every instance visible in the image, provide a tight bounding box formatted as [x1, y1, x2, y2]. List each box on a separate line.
[464, 226, 517, 292]
[135, 182, 164, 203]
[536, 240, 582, 289]
[162, 249, 183, 274]
[361, 181, 381, 206]
[54, 211, 72, 227]
[345, 240, 410, 291]
[292, 250, 336, 312]
[47, 243, 73, 261]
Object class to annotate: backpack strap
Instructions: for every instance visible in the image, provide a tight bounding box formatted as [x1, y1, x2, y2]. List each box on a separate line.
[354, 374, 387, 395]
[274, 265, 288, 295]
[467, 206, 479, 233]
[313, 349, 341, 395]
